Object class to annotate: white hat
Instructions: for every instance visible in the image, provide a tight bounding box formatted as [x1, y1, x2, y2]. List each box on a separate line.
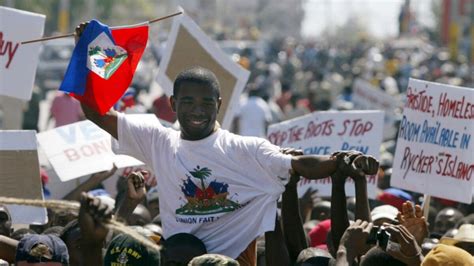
[440, 224, 474, 245]
[371, 205, 398, 222]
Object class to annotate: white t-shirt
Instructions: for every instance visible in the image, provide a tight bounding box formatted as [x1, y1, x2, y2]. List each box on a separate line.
[116, 113, 292, 258]
[236, 96, 272, 138]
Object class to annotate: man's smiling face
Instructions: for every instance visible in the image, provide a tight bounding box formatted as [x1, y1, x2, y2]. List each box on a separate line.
[171, 81, 221, 141]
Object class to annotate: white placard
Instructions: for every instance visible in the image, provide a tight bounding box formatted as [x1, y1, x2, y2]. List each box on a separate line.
[155, 11, 249, 129]
[0, 7, 45, 100]
[0, 130, 47, 224]
[37, 120, 143, 181]
[392, 79, 474, 204]
[267, 111, 384, 198]
[352, 78, 402, 140]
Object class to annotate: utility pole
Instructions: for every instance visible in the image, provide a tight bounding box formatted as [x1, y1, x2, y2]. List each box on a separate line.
[58, 0, 70, 34]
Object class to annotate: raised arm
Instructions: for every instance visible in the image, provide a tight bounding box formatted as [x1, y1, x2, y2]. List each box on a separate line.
[81, 103, 119, 139]
[115, 171, 147, 223]
[280, 148, 308, 262]
[0, 235, 18, 263]
[330, 169, 350, 256]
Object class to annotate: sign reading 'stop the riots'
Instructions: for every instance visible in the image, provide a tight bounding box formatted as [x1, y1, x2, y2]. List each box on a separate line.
[267, 111, 384, 198]
[0, 7, 45, 100]
[392, 79, 474, 204]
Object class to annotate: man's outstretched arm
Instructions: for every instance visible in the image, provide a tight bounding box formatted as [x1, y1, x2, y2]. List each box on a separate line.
[291, 153, 379, 180]
[291, 155, 338, 180]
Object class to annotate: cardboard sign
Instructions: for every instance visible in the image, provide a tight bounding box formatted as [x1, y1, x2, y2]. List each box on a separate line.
[392, 79, 474, 204]
[0, 7, 45, 100]
[156, 12, 249, 129]
[352, 78, 402, 140]
[267, 111, 384, 198]
[37, 120, 143, 181]
[0, 130, 47, 224]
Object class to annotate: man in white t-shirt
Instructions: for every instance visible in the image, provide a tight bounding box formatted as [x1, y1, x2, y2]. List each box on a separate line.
[234, 86, 272, 138]
[81, 66, 378, 263]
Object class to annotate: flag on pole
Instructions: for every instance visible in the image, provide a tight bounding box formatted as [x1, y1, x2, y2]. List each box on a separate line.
[59, 20, 148, 114]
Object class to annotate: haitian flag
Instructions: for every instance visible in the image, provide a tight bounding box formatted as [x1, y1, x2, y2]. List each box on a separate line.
[59, 20, 148, 114]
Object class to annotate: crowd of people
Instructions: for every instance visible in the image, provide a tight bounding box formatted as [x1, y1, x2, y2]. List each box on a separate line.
[0, 11, 473, 266]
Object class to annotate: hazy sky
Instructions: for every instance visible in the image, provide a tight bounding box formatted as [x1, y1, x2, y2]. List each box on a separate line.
[302, 0, 436, 38]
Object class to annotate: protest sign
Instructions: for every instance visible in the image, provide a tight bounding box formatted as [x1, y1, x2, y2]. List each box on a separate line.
[0, 130, 47, 224]
[392, 79, 474, 204]
[155, 12, 249, 129]
[352, 78, 402, 140]
[267, 111, 384, 198]
[37, 120, 143, 182]
[0, 7, 45, 100]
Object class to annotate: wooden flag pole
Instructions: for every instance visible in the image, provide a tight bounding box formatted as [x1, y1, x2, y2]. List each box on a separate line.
[21, 11, 182, 45]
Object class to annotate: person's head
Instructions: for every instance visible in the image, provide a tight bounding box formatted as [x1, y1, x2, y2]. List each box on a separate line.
[162, 233, 207, 265]
[171, 67, 222, 141]
[360, 246, 405, 266]
[59, 220, 81, 266]
[371, 205, 399, 226]
[296, 247, 332, 266]
[310, 201, 331, 221]
[421, 244, 474, 265]
[15, 234, 69, 266]
[188, 254, 239, 266]
[434, 207, 464, 235]
[104, 233, 161, 266]
[440, 224, 474, 255]
[0, 205, 12, 237]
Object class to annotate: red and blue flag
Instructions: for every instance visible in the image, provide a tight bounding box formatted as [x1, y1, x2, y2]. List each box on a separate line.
[59, 20, 148, 114]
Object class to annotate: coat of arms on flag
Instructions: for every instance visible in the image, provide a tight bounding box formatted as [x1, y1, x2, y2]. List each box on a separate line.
[59, 19, 148, 114]
[87, 33, 128, 80]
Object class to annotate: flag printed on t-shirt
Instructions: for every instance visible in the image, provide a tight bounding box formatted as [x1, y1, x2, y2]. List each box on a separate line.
[177, 165, 242, 216]
[59, 20, 148, 114]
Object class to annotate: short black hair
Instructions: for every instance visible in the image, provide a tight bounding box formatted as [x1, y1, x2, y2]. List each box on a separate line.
[173, 66, 221, 98]
[360, 247, 405, 266]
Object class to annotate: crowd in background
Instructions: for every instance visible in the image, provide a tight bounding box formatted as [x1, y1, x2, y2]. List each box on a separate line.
[0, 12, 473, 266]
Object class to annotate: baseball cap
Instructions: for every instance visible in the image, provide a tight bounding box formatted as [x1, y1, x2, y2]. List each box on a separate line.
[15, 234, 69, 264]
[188, 254, 239, 265]
[104, 232, 161, 266]
[371, 205, 399, 223]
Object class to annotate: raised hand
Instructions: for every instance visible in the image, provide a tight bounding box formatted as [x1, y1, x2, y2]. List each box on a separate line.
[384, 224, 423, 266]
[79, 192, 113, 245]
[127, 171, 147, 203]
[352, 155, 379, 176]
[331, 150, 362, 181]
[397, 201, 429, 245]
[74, 22, 89, 43]
[338, 219, 373, 260]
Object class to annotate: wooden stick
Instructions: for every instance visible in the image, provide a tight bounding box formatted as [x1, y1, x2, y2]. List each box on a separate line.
[21, 11, 182, 45]
[422, 194, 431, 218]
